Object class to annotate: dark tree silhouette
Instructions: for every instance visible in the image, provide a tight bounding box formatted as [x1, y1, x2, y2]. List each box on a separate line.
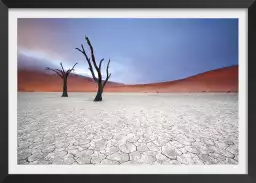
[76, 35, 111, 102]
[45, 62, 78, 97]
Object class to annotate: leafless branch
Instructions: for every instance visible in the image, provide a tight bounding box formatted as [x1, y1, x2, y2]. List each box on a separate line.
[88, 66, 98, 82]
[60, 62, 65, 73]
[98, 58, 104, 72]
[75, 44, 98, 82]
[55, 69, 63, 74]
[45, 67, 63, 78]
[67, 62, 78, 75]
[85, 36, 102, 80]
[103, 59, 111, 88]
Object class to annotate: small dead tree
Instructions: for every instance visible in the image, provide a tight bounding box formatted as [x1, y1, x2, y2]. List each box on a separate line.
[76, 35, 111, 102]
[45, 62, 78, 97]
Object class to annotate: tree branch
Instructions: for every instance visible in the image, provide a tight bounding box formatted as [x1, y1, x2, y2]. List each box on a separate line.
[98, 58, 104, 72]
[67, 62, 78, 75]
[88, 67, 98, 82]
[76, 44, 90, 62]
[103, 73, 111, 88]
[75, 47, 83, 53]
[55, 69, 63, 74]
[75, 43, 98, 82]
[45, 67, 63, 78]
[60, 62, 65, 73]
[103, 59, 111, 88]
[85, 36, 102, 80]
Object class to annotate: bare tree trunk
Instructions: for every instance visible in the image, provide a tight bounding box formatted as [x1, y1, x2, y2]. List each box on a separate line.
[46, 62, 78, 97]
[62, 77, 68, 97]
[76, 36, 111, 102]
[94, 83, 103, 101]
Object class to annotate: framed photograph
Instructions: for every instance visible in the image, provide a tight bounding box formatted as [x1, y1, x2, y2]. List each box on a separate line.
[0, 0, 255, 182]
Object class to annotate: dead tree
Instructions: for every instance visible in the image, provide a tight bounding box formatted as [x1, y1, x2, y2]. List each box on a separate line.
[45, 62, 78, 97]
[76, 35, 111, 102]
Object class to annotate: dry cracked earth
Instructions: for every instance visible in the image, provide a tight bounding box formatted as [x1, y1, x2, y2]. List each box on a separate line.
[18, 92, 238, 165]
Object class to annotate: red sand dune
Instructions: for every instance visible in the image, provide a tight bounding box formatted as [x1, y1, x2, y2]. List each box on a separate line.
[18, 70, 124, 92]
[18, 65, 238, 93]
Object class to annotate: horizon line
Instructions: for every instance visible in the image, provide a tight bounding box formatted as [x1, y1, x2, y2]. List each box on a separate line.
[18, 64, 238, 86]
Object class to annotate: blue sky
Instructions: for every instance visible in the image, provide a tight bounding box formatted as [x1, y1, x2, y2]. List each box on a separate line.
[18, 18, 238, 84]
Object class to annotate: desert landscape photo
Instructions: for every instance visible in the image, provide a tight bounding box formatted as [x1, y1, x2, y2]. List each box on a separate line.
[17, 18, 239, 165]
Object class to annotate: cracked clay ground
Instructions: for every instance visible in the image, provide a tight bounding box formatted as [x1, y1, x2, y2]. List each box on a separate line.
[17, 92, 238, 165]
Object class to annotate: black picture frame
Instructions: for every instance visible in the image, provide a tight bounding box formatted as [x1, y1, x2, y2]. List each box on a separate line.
[0, 0, 255, 182]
